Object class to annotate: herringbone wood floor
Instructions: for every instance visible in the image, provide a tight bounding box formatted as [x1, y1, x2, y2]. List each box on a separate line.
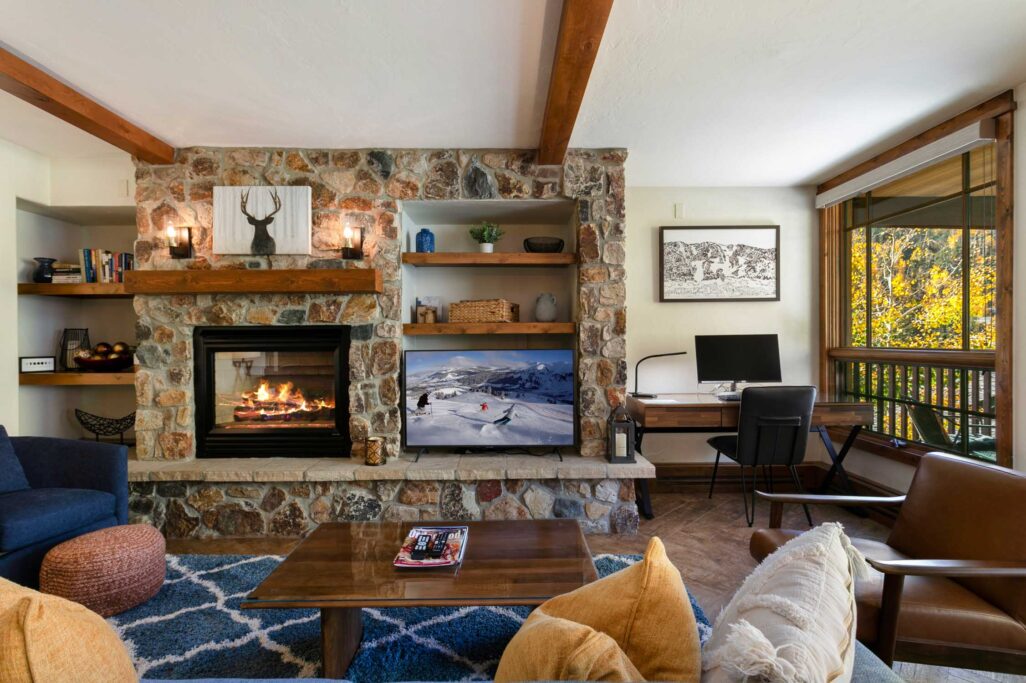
[169, 490, 1022, 682]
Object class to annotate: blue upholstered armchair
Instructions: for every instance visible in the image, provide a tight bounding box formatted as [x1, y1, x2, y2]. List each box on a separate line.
[0, 430, 128, 587]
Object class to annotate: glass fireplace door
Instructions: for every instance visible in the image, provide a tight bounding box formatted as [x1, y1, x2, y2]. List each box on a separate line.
[214, 350, 336, 430]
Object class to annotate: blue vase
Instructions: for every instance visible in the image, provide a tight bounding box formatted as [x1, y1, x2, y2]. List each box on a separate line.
[416, 228, 435, 253]
[32, 257, 56, 283]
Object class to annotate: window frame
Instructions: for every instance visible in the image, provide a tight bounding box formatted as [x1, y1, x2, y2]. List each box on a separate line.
[818, 92, 1014, 468]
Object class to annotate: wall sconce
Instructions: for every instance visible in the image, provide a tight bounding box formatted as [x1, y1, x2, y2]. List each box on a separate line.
[165, 221, 193, 259]
[341, 219, 364, 260]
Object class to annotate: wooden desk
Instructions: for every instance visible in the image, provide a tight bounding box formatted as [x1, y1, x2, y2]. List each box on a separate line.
[626, 394, 873, 518]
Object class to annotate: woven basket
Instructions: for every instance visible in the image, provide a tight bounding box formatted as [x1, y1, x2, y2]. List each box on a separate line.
[449, 298, 520, 323]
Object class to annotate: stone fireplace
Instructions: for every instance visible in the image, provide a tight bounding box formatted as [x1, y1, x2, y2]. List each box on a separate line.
[127, 147, 653, 537]
[193, 325, 351, 458]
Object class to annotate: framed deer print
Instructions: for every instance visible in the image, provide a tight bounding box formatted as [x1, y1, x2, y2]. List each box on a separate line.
[213, 186, 311, 255]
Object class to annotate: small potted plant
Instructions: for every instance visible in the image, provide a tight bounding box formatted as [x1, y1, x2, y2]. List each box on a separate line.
[469, 221, 504, 253]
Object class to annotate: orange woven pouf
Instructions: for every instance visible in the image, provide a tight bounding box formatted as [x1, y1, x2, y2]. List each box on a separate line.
[40, 524, 166, 617]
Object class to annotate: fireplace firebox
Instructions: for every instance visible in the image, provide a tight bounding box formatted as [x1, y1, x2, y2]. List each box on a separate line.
[194, 326, 351, 458]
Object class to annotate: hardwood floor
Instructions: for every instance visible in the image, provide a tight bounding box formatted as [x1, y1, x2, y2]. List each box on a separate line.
[167, 491, 1019, 682]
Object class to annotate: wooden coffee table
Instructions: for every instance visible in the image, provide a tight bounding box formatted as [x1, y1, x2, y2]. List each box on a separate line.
[242, 519, 597, 677]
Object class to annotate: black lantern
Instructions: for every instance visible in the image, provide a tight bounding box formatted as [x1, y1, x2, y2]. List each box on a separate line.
[607, 405, 636, 464]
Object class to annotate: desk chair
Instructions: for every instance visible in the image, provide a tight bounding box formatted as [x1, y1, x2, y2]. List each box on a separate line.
[707, 386, 817, 526]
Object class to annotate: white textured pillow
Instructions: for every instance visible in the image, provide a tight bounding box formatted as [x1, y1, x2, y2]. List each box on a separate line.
[702, 523, 868, 683]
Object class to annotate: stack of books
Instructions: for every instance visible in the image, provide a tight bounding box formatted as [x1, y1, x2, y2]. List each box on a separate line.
[51, 261, 83, 284]
[78, 249, 134, 284]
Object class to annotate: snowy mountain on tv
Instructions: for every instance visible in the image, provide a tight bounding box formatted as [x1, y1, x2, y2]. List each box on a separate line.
[404, 350, 575, 447]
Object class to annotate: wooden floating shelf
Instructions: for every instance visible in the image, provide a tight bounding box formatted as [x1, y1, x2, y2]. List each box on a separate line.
[18, 283, 131, 298]
[402, 252, 576, 267]
[403, 322, 577, 336]
[124, 268, 382, 295]
[19, 368, 137, 386]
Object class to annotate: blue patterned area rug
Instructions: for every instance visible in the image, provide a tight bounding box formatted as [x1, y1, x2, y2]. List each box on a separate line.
[109, 554, 711, 681]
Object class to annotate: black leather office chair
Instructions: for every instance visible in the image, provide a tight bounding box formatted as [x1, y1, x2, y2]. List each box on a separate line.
[707, 386, 817, 526]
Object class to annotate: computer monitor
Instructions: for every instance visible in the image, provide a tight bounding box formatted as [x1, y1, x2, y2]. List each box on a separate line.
[695, 334, 781, 397]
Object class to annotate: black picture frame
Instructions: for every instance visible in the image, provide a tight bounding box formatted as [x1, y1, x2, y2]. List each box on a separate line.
[659, 225, 780, 302]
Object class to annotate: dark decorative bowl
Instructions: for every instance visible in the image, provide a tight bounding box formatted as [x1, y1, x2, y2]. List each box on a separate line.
[74, 355, 134, 372]
[524, 237, 565, 253]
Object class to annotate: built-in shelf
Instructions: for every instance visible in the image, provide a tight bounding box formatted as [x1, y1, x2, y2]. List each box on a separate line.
[124, 268, 382, 294]
[403, 322, 576, 336]
[402, 252, 576, 267]
[18, 283, 131, 298]
[19, 369, 137, 386]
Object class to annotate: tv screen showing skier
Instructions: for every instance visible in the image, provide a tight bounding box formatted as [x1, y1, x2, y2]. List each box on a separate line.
[403, 349, 576, 448]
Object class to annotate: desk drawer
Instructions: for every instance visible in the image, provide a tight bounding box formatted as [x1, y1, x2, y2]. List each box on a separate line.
[647, 409, 724, 428]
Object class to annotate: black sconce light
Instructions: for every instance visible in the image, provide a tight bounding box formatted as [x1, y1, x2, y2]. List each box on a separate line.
[631, 351, 687, 398]
[341, 219, 364, 260]
[165, 221, 193, 259]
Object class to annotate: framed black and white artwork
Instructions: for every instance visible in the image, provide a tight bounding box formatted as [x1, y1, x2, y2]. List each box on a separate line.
[213, 186, 311, 256]
[659, 225, 780, 302]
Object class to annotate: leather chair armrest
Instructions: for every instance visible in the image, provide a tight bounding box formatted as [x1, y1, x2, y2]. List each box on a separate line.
[866, 558, 1026, 578]
[756, 491, 905, 529]
[868, 558, 1026, 667]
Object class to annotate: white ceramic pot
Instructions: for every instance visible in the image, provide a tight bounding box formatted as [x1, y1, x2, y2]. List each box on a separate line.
[534, 293, 558, 322]
[479, 243, 494, 253]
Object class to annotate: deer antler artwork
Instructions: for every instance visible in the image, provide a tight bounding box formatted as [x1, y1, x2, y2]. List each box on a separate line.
[239, 188, 283, 255]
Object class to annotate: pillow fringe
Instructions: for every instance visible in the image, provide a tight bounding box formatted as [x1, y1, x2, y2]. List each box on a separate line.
[705, 620, 799, 683]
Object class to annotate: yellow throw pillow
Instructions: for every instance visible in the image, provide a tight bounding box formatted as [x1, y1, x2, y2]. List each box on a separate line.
[0, 577, 137, 683]
[497, 537, 701, 683]
[496, 610, 643, 682]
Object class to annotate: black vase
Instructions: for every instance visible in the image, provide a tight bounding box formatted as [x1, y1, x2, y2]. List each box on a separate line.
[32, 257, 56, 283]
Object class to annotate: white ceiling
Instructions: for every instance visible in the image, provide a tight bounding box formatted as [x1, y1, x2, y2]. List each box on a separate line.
[3, 0, 1026, 186]
[0, 89, 122, 158]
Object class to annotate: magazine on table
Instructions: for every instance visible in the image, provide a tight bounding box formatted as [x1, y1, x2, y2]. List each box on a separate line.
[394, 526, 469, 568]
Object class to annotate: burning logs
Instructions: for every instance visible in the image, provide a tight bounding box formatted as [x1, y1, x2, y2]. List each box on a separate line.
[231, 379, 335, 423]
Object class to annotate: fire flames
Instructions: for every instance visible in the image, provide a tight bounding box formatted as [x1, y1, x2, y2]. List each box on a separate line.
[235, 379, 334, 421]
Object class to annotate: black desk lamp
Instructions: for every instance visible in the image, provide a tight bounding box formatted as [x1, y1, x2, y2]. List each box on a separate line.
[631, 351, 687, 399]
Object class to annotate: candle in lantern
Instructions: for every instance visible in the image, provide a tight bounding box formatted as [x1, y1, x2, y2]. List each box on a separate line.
[343, 223, 354, 249]
[615, 432, 627, 458]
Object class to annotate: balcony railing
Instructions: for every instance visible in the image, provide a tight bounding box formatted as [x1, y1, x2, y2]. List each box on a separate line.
[829, 348, 997, 462]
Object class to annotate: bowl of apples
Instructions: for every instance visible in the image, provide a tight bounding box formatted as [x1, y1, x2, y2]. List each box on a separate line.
[74, 341, 134, 372]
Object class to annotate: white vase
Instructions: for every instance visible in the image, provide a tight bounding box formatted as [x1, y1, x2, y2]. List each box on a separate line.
[534, 293, 558, 322]
[479, 243, 494, 253]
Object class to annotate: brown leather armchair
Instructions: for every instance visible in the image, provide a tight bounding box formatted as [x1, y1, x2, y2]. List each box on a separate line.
[748, 452, 1026, 674]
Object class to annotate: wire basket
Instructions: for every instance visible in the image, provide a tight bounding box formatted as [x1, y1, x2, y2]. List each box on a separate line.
[75, 409, 136, 444]
[448, 299, 520, 323]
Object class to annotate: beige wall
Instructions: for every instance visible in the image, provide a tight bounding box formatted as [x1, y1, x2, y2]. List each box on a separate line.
[0, 140, 50, 433]
[1014, 81, 1026, 472]
[625, 186, 825, 464]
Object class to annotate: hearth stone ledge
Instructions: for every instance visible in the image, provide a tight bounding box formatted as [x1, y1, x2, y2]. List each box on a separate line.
[128, 453, 654, 483]
[128, 468, 645, 537]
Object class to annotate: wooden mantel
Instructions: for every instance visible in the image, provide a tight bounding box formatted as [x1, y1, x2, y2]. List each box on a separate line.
[124, 269, 383, 295]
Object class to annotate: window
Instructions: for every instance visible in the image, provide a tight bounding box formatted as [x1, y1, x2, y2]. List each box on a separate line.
[828, 142, 1006, 464]
[844, 148, 995, 351]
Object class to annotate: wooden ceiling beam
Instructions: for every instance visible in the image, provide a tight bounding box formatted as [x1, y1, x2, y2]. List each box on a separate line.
[537, 0, 614, 166]
[0, 47, 175, 164]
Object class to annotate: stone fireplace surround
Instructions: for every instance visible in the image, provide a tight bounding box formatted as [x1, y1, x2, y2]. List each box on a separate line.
[129, 147, 648, 535]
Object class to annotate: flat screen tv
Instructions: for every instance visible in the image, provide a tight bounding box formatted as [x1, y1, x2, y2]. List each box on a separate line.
[402, 349, 576, 449]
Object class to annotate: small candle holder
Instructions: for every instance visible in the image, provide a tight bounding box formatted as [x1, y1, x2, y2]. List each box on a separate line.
[364, 437, 384, 466]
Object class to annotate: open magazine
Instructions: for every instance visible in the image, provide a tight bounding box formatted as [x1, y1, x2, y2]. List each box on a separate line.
[394, 526, 469, 568]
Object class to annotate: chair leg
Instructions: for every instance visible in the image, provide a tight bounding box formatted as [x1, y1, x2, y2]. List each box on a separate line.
[788, 465, 814, 527]
[709, 451, 721, 499]
[740, 466, 755, 527]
